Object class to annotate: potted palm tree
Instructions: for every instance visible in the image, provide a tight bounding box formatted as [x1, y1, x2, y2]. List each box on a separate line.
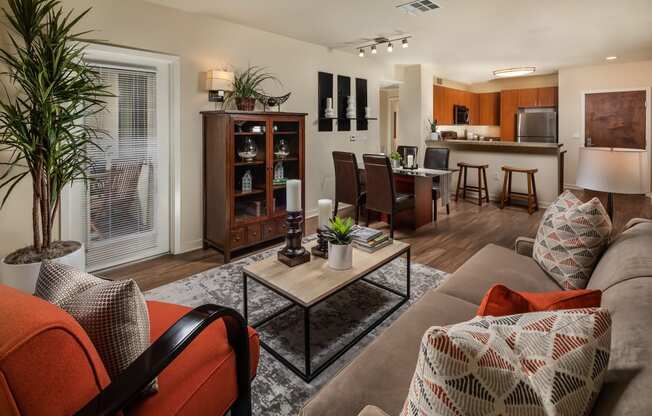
[229, 65, 279, 111]
[0, 0, 110, 292]
[323, 216, 355, 270]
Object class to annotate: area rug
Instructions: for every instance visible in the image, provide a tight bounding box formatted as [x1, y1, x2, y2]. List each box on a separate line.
[145, 237, 449, 415]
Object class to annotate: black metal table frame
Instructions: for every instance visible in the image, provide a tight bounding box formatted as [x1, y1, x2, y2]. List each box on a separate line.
[242, 246, 411, 382]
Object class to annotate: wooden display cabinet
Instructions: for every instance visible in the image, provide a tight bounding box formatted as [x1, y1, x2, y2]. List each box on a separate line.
[201, 111, 307, 262]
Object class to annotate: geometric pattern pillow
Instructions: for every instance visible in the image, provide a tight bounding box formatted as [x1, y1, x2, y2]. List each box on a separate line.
[401, 308, 611, 416]
[533, 197, 612, 289]
[35, 261, 152, 384]
[541, 190, 582, 219]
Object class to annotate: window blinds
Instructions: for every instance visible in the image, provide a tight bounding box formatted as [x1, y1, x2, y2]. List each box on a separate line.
[83, 65, 161, 271]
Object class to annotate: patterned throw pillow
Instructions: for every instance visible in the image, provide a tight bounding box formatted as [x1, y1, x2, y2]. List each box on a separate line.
[533, 196, 612, 289]
[35, 262, 154, 389]
[401, 308, 611, 416]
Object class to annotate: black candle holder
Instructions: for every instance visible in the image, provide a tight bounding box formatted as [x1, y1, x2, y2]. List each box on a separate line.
[278, 211, 311, 267]
[311, 227, 329, 259]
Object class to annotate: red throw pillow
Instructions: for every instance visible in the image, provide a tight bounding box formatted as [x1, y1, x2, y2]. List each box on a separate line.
[477, 284, 602, 316]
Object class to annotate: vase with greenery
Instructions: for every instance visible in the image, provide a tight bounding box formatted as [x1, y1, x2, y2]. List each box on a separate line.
[229, 65, 279, 111]
[428, 118, 439, 140]
[390, 151, 402, 169]
[0, 0, 109, 291]
[323, 216, 355, 270]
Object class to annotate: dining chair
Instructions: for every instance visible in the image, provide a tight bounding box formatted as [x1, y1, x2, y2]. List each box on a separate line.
[332, 151, 366, 224]
[396, 145, 418, 166]
[423, 147, 451, 215]
[362, 154, 414, 239]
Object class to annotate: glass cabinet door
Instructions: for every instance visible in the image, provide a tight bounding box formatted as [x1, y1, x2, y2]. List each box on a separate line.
[232, 118, 269, 224]
[270, 119, 301, 217]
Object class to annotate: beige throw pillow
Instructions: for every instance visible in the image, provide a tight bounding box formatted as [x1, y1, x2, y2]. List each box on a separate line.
[533, 196, 612, 289]
[35, 261, 154, 388]
[401, 308, 611, 416]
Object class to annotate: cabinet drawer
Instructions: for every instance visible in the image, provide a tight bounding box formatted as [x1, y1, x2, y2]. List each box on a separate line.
[230, 228, 246, 248]
[247, 224, 262, 244]
[276, 218, 288, 235]
[262, 221, 277, 239]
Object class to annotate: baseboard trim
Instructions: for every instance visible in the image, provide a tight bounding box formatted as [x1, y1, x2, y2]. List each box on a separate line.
[176, 238, 203, 254]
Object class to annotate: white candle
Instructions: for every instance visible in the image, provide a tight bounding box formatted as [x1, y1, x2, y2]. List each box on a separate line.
[318, 199, 332, 229]
[406, 154, 414, 168]
[286, 179, 301, 212]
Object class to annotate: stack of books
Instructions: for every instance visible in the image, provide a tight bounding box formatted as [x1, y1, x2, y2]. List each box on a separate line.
[350, 226, 391, 253]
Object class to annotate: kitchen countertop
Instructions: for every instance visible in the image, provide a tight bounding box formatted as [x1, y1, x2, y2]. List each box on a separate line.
[427, 139, 564, 155]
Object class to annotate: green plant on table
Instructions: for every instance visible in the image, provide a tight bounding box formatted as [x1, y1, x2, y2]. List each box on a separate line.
[323, 216, 355, 245]
[0, 0, 111, 262]
[427, 118, 438, 133]
[389, 151, 402, 161]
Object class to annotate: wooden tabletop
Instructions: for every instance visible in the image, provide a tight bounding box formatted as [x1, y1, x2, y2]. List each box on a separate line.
[243, 240, 410, 307]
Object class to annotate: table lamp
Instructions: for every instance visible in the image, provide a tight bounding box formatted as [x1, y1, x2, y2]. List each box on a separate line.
[576, 147, 647, 220]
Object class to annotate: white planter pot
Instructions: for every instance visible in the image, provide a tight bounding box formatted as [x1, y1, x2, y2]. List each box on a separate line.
[391, 159, 401, 169]
[327, 242, 353, 270]
[431, 132, 440, 141]
[0, 243, 85, 294]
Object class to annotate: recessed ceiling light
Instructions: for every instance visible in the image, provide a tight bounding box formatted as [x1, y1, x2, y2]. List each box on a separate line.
[493, 67, 536, 78]
[606, 56, 618, 61]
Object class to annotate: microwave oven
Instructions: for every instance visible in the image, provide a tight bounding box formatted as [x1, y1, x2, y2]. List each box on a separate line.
[453, 105, 470, 125]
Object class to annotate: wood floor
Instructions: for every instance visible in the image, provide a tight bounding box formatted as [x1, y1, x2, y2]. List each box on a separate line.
[101, 191, 652, 291]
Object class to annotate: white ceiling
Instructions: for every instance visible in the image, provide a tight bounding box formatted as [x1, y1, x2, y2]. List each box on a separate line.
[145, 0, 652, 83]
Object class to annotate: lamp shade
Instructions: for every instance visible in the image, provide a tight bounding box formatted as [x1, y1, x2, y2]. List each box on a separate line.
[206, 70, 234, 91]
[576, 147, 647, 194]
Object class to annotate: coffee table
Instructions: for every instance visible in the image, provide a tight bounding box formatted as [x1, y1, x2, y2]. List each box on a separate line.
[242, 240, 410, 382]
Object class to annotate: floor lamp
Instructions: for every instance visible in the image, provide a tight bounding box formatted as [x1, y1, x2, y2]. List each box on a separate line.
[576, 147, 647, 220]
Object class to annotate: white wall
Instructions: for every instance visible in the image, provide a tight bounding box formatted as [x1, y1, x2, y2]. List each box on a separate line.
[0, 0, 390, 257]
[558, 60, 652, 186]
[398, 64, 433, 157]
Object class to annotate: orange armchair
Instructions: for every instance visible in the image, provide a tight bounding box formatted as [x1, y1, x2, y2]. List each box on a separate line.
[0, 284, 259, 416]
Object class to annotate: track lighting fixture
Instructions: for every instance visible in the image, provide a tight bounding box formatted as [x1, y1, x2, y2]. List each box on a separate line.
[356, 36, 411, 57]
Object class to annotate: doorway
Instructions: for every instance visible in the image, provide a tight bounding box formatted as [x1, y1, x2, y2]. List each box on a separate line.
[380, 87, 400, 153]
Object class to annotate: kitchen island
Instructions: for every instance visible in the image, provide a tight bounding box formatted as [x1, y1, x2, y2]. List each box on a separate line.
[426, 139, 565, 207]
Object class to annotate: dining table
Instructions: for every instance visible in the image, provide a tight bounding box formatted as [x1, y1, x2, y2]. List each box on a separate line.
[358, 166, 457, 230]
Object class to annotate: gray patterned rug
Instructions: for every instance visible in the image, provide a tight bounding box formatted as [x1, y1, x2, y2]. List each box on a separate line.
[145, 237, 449, 415]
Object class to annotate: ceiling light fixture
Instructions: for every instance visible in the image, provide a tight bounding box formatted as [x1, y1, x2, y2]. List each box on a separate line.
[493, 67, 536, 78]
[606, 56, 618, 61]
[356, 36, 411, 57]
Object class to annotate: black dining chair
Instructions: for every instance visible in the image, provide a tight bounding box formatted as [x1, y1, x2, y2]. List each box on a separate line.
[332, 151, 366, 224]
[362, 154, 414, 239]
[423, 147, 451, 215]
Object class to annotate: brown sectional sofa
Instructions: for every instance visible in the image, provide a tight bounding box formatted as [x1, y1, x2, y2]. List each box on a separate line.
[301, 219, 652, 416]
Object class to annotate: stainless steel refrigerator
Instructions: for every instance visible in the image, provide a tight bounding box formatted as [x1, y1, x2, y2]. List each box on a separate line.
[516, 108, 557, 143]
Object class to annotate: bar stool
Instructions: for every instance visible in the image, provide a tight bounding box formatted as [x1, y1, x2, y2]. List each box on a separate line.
[500, 166, 539, 214]
[455, 162, 490, 206]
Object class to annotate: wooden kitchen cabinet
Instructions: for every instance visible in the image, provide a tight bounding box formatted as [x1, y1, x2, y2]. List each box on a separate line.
[433, 85, 481, 125]
[537, 86, 558, 107]
[518, 88, 539, 107]
[500, 89, 519, 141]
[478, 92, 500, 126]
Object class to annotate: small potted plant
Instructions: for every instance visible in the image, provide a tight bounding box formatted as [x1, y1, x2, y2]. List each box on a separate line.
[428, 118, 439, 141]
[229, 65, 280, 111]
[390, 151, 402, 169]
[323, 216, 355, 270]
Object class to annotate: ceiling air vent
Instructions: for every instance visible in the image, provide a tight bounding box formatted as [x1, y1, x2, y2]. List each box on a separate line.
[397, 0, 439, 14]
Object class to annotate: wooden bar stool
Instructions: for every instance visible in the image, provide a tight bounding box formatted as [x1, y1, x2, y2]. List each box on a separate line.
[500, 166, 539, 214]
[455, 162, 490, 206]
